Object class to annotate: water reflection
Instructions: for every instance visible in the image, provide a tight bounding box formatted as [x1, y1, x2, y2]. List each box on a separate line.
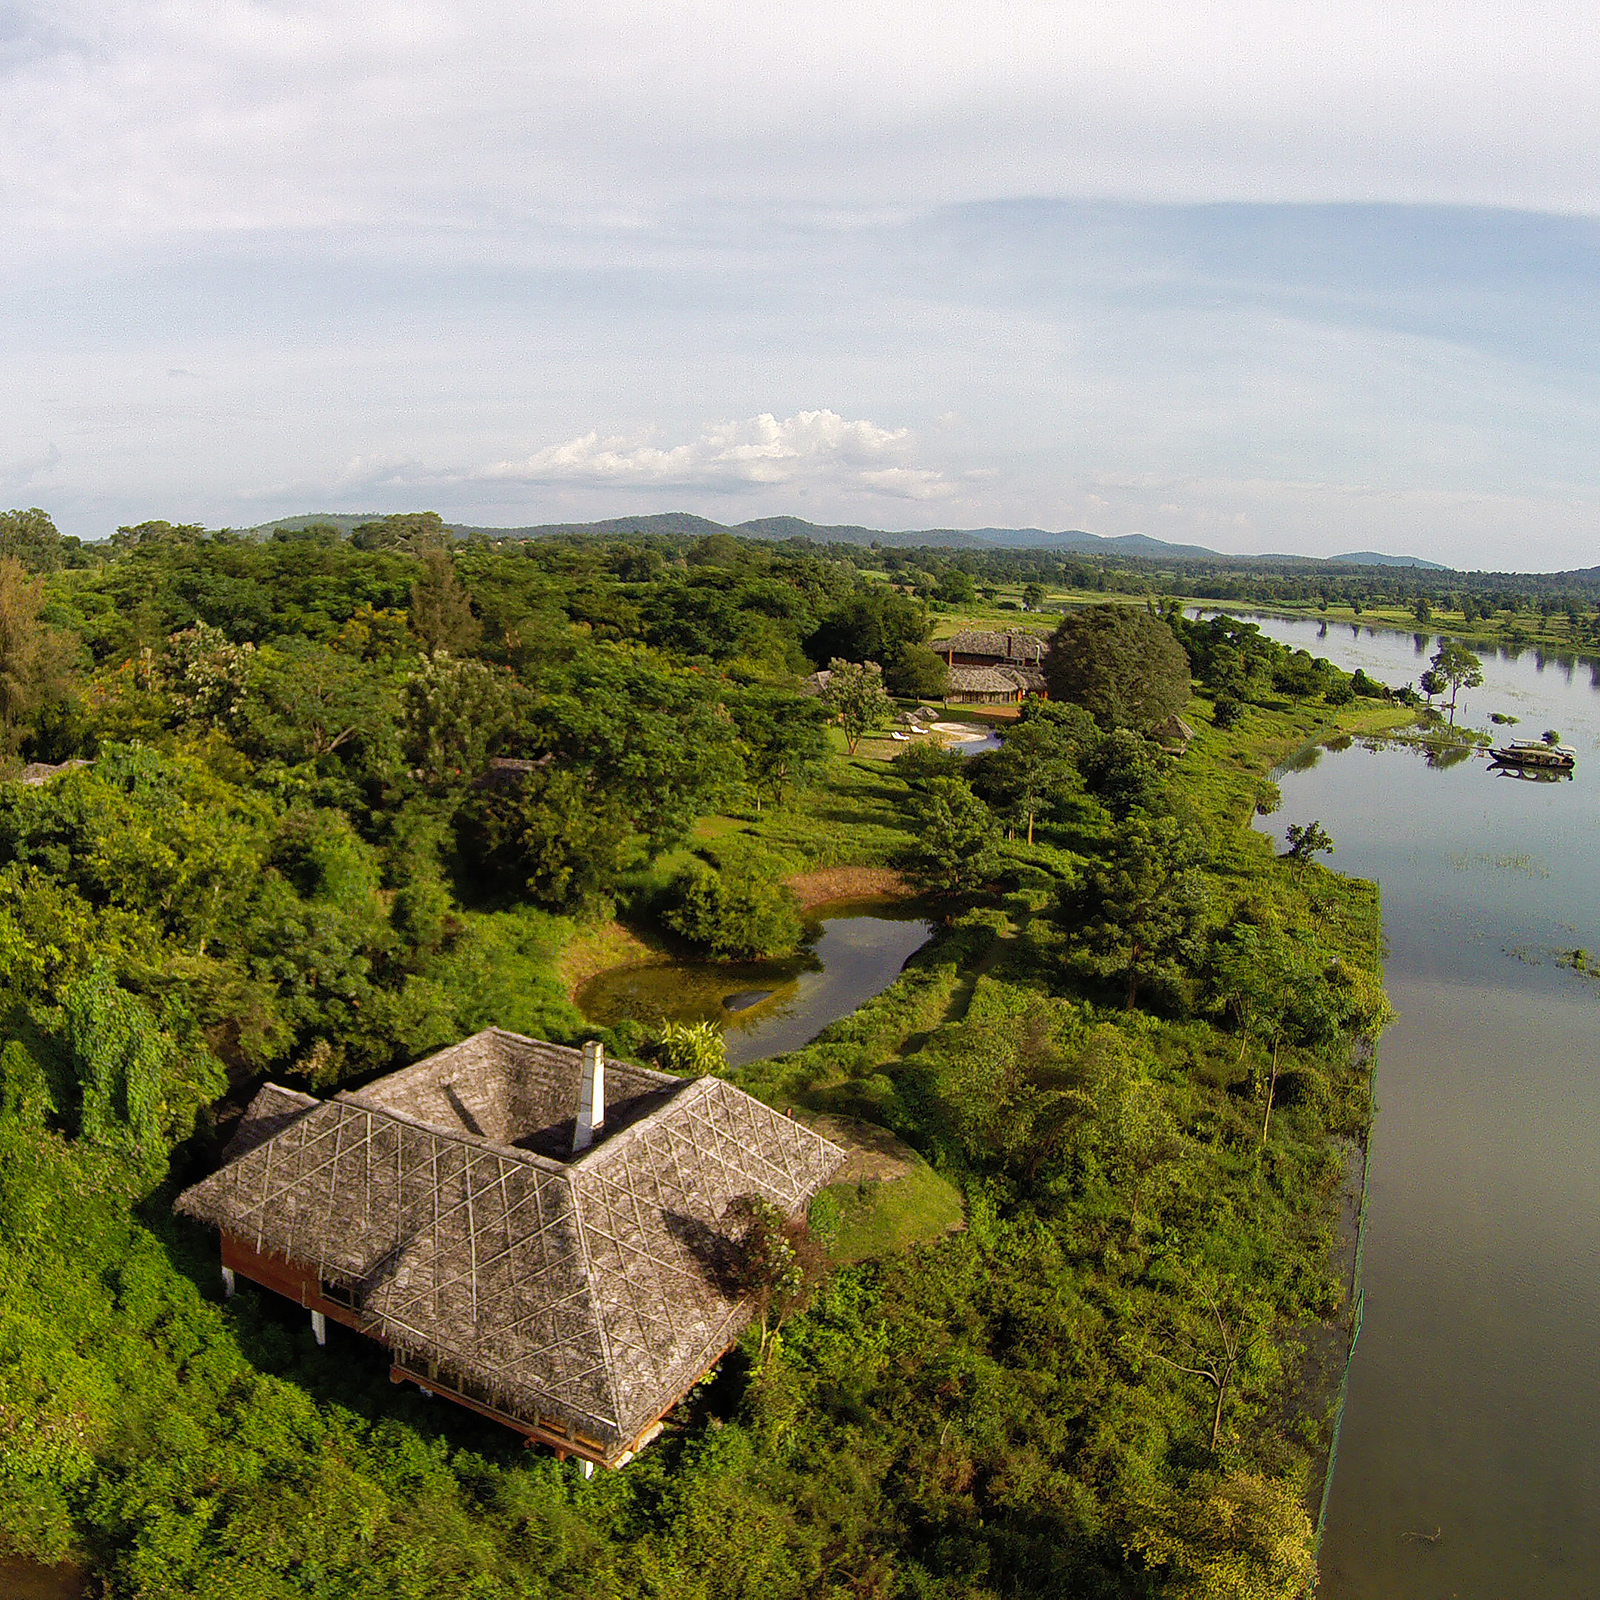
[577, 900, 933, 1067]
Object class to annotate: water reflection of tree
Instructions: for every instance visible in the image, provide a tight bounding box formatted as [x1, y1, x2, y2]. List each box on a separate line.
[1424, 741, 1476, 770]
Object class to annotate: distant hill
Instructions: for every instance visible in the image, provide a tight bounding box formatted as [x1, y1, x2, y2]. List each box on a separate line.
[1327, 550, 1448, 570]
[239, 511, 1441, 569]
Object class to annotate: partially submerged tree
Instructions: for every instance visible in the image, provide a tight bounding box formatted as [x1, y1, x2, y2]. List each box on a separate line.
[1429, 638, 1483, 726]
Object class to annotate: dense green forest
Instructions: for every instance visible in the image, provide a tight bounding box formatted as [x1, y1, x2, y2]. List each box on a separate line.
[0, 508, 1401, 1597]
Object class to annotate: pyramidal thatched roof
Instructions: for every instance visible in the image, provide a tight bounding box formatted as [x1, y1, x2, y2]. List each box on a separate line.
[177, 1028, 845, 1455]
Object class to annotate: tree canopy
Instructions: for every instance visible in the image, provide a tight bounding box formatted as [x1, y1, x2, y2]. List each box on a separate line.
[1044, 604, 1193, 732]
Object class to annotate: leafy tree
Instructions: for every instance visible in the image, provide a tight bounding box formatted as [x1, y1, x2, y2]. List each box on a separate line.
[821, 658, 892, 755]
[237, 640, 398, 772]
[883, 643, 948, 700]
[896, 776, 1002, 895]
[968, 719, 1079, 843]
[534, 649, 742, 849]
[60, 960, 224, 1184]
[891, 739, 967, 788]
[0, 557, 74, 749]
[164, 622, 255, 726]
[463, 763, 634, 913]
[729, 688, 830, 811]
[661, 858, 803, 959]
[1283, 820, 1333, 865]
[1068, 813, 1210, 1009]
[1212, 693, 1243, 730]
[1079, 726, 1166, 819]
[1043, 604, 1192, 732]
[1429, 638, 1483, 725]
[934, 568, 975, 606]
[0, 508, 67, 573]
[399, 654, 523, 786]
[1021, 582, 1047, 610]
[1130, 1471, 1315, 1598]
[350, 510, 449, 552]
[410, 546, 482, 655]
[805, 589, 927, 670]
[1418, 667, 1445, 707]
[1413, 595, 1432, 623]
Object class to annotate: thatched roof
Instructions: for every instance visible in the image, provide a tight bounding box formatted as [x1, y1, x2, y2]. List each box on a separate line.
[945, 664, 1045, 697]
[934, 630, 1047, 664]
[177, 1029, 845, 1456]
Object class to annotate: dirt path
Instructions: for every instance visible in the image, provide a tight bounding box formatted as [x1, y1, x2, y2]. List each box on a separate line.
[783, 866, 910, 910]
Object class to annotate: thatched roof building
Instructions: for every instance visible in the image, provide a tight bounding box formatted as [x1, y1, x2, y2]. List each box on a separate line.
[178, 1029, 844, 1467]
[943, 663, 1046, 704]
[933, 629, 1047, 668]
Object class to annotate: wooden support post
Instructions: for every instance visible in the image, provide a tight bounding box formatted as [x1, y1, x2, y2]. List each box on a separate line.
[310, 1309, 326, 1346]
[221, 1266, 236, 1299]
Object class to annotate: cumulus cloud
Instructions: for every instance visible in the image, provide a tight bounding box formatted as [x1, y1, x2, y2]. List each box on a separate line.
[477, 412, 952, 499]
[246, 411, 953, 508]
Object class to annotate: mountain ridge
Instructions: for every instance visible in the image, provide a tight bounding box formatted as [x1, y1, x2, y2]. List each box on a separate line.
[240, 511, 1444, 569]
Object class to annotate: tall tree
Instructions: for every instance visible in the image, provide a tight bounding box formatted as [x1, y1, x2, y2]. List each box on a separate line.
[0, 556, 73, 750]
[1429, 638, 1483, 725]
[729, 688, 830, 810]
[1044, 604, 1192, 732]
[968, 719, 1079, 843]
[410, 547, 482, 655]
[0, 508, 67, 573]
[897, 776, 1003, 895]
[821, 658, 892, 755]
[1069, 813, 1210, 1009]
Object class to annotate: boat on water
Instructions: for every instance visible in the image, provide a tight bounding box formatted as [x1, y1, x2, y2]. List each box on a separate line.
[1489, 740, 1577, 771]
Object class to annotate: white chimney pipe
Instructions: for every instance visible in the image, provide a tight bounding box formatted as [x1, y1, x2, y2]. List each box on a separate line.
[573, 1040, 605, 1153]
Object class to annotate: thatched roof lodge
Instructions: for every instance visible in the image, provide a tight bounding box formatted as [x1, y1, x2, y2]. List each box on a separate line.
[177, 1029, 845, 1469]
[943, 663, 1044, 705]
[933, 629, 1047, 669]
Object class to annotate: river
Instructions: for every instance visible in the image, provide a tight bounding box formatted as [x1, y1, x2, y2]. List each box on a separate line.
[1210, 613, 1600, 1596]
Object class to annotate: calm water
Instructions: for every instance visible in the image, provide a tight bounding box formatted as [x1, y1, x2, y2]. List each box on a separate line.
[576, 899, 933, 1067]
[1218, 613, 1600, 1595]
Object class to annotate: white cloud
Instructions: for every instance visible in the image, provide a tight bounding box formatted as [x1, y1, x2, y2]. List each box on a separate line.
[480, 412, 951, 499]
[249, 412, 953, 506]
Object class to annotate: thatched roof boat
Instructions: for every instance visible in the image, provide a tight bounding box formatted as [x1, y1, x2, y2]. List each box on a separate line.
[177, 1029, 844, 1466]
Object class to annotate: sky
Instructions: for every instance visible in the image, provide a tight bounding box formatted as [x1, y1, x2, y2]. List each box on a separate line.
[2, 1, 1598, 568]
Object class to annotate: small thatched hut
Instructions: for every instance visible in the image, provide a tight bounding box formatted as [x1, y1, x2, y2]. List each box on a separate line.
[177, 1028, 845, 1469]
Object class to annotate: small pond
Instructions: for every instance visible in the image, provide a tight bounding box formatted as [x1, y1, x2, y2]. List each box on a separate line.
[576, 897, 934, 1067]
